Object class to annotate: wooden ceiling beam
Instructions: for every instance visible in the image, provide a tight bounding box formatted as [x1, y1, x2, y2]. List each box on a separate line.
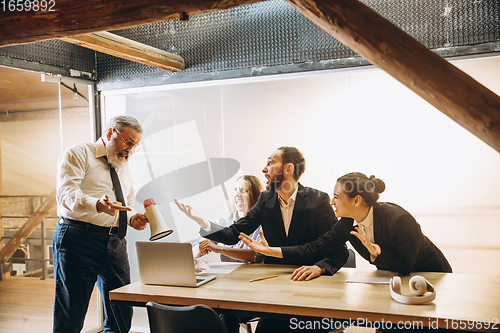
[287, 0, 500, 153]
[60, 32, 184, 72]
[0, 0, 264, 47]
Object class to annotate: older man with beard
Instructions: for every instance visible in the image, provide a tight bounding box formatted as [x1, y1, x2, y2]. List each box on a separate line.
[53, 115, 148, 333]
[179, 146, 348, 333]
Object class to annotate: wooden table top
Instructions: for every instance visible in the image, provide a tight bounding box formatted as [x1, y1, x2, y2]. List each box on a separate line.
[110, 264, 500, 332]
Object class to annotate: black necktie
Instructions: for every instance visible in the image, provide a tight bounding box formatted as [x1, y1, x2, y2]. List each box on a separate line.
[104, 157, 127, 239]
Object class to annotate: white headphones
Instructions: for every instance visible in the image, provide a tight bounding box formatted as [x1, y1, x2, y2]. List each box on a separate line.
[390, 275, 436, 305]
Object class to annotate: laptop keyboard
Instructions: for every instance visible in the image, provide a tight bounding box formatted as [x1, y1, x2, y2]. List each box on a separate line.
[196, 278, 204, 283]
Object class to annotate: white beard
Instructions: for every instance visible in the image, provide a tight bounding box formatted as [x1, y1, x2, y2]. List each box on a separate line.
[106, 140, 128, 170]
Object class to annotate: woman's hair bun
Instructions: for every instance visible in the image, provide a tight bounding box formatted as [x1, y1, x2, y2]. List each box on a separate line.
[369, 175, 386, 194]
[337, 172, 385, 207]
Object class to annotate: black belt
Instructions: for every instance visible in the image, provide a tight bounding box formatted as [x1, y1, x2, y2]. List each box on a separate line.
[60, 217, 119, 235]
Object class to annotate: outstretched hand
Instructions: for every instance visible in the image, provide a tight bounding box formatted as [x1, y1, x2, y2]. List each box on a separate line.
[239, 229, 283, 259]
[239, 229, 270, 255]
[174, 199, 209, 229]
[97, 194, 132, 216]
[350, 226, 381, 260]
[240, 230, 322, 281]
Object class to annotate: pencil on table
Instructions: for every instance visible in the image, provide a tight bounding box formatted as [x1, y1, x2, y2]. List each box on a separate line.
[249, 275, 278, 282]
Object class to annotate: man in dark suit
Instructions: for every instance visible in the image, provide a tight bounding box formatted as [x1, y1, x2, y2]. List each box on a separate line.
[195, 146, 347, 276]
[177, 146, 348, 333]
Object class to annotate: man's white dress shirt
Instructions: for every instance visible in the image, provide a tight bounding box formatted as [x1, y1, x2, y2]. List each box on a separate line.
[278, 186, 298, 236]
[56, 138, 137, 227]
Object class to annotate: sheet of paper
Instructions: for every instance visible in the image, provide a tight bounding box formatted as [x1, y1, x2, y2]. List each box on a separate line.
[346, 269, 398, 284]
[197, 261, 243, 275]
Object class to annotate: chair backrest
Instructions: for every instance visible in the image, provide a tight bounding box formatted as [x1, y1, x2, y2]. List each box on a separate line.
[146, 301, 229, 333]
[344, 249, 356, 268]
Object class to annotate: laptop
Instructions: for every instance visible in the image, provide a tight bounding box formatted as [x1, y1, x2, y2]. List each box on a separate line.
[135, 241, 216, 287]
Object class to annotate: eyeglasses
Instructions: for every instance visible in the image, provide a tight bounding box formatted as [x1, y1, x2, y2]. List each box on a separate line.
[113, 128, 141, 152]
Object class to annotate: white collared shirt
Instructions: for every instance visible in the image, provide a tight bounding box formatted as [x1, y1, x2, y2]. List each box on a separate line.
[278, 186, 298, 236]
[354, 206, 374, 243]
[56, 138, 137, 227]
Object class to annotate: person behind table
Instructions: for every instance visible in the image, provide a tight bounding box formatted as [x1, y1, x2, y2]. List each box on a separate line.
[178, 146, 348, 333]
[240, 172, 452, 279]
[175, 175, 264, 263]
[53, 116, 149, 333]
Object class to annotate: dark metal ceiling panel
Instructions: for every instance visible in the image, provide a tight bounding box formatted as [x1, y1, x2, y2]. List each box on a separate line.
[0, 40, 96, 77]
[96, 0, 500, 90]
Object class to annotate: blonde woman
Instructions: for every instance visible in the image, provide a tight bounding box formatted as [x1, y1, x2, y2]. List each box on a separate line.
[175, 175, 263, 262]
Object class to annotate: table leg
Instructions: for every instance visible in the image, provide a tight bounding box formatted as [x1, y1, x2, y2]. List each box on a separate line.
[110, 300, 128, 333]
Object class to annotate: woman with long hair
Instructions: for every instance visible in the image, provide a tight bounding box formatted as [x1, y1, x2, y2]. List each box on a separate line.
[175, 174, 264, 262]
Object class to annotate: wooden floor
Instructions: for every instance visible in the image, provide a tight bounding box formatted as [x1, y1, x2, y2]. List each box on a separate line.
[0, 277, 99, 333]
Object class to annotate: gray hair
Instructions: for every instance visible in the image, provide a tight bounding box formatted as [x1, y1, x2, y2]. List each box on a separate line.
[106, 115, 143, 134]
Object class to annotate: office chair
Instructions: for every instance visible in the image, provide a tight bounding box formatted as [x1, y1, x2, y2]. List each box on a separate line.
[146, 301, 229, 333]
[344, 249, 356, 268]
